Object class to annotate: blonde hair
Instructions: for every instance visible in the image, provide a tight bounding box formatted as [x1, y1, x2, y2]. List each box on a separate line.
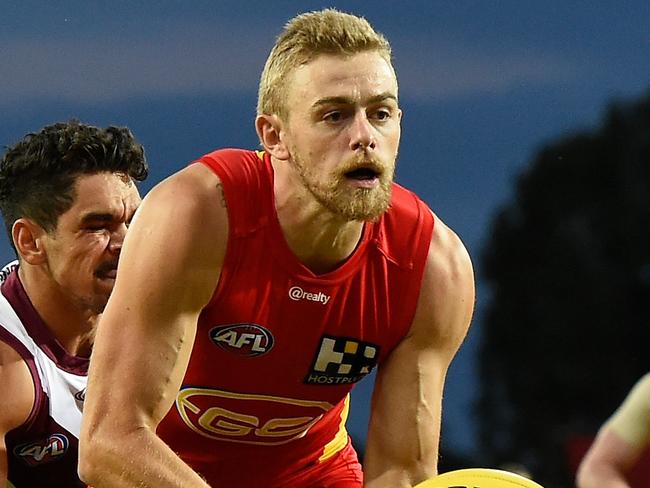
[257, 9, 394, 120]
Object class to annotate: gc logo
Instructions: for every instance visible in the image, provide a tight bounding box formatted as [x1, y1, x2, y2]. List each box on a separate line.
[176, 387, 334, 445]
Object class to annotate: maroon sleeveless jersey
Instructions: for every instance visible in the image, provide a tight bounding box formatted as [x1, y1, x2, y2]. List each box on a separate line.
[0, 266, 88, 488]
[157, 149, 434, 487]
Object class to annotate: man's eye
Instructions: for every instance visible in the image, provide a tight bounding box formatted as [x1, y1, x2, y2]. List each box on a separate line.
[85, 222, 110, 231]
[324, 111, 343, 122]
[374, 109, 391, 120]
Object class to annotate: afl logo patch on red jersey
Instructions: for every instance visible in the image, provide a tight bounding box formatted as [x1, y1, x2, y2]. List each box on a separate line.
[209, 323, 274, 357]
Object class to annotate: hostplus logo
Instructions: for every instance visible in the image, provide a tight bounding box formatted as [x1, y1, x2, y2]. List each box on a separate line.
[288, 286, 330, 305]
[305, 335, 379, 385]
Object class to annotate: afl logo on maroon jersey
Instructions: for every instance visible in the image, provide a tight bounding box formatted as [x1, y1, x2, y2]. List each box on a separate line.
[14, 434, 69, 466]
[209, 323, 274, 357]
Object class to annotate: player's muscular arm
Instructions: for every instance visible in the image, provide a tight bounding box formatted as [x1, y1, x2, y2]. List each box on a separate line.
[0, 341, 35, 486]
[79, 164, 228, 487]
[363, 217, 475, 488]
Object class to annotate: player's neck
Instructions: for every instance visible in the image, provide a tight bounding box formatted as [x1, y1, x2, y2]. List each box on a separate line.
[283, 213, 364, 274]
[271, 155, 370, 274]
[274, 185, 364, 275]
[18, 267, 97, 358]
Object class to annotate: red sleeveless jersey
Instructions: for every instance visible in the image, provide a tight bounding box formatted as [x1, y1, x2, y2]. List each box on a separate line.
[157, 149, 434, 487]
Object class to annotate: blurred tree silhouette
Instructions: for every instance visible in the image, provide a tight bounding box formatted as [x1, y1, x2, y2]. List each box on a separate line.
[479, 90, 650, 486]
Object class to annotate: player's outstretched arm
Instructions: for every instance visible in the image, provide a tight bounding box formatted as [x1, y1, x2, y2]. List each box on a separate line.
[0, 340, 35, 487]
[79, 164, 228, 487]
[363, 216, 475, 488]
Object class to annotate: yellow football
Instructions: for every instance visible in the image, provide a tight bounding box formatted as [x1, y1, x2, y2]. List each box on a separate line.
[414, 468, 544, 488]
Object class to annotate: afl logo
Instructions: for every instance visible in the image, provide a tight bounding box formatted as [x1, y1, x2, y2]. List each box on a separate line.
[14, 434, 69, 466]
[210, 323, 274, 357]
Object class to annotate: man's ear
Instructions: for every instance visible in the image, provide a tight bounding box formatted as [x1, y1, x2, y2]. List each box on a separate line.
[12, 219, 48, 265]
[255, 114, 290, 161]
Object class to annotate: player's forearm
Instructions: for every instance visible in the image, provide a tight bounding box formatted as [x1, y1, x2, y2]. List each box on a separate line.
[79, 427, 209, 487]
[363, 395, 439, 486]
[364, 400, 439, 487]
[363, 445, 434, 488]
[362, 467, 413, 488]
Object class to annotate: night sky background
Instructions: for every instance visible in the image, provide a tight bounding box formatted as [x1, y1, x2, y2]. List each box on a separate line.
[1, 0, 649, 462]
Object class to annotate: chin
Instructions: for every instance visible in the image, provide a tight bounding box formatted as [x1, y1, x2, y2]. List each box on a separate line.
[89, 287, 112, 313]
[338, 198, 391, 222]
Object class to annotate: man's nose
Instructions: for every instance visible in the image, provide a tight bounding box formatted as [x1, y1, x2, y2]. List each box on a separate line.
[349, 112, 376, 151]
[108, 223, 128, 253]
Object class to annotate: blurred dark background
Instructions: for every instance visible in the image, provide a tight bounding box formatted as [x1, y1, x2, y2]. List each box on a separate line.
[1, 2, 649, 486]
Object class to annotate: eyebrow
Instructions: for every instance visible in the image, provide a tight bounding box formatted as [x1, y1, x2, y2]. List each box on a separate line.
[79, 212, 118, 224]
[311, 92, 398, 109]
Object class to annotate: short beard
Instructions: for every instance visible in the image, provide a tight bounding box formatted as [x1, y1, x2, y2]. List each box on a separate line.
[79, 291, 111, 315]
[290, 150, 394, 222]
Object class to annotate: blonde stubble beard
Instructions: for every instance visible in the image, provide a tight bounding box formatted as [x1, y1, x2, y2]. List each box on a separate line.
[288, 149, 395, 222]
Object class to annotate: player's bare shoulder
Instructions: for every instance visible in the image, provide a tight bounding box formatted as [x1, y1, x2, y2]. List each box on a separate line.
[0, 341, 34, 431]
[111, 162, 228, 313]
[148, 163, 227, 213]
[428, 213, 474, 286]
[412, 212, 475, 349]
[134, 163, 229, 247]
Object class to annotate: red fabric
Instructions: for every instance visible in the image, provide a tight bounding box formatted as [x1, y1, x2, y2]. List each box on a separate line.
[157, 149, 434, 486]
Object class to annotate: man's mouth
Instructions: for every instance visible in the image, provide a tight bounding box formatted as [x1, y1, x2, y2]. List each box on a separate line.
[101, 269, 118, 280]
[344, 165, 382, 187]
[96, 262, 119, 280]
[345, 167, 379, 180]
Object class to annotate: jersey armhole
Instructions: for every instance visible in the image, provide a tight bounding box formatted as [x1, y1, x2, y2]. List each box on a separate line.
[0, 329, 42, 432]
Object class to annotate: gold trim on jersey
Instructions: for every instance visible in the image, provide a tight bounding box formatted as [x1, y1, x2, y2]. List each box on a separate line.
[319, 393, 350, 462]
